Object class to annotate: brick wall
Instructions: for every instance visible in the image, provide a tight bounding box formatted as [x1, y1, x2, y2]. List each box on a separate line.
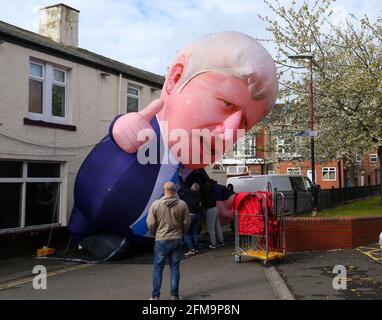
[278, 159, 345, 189]
[285, 216, 382, 252]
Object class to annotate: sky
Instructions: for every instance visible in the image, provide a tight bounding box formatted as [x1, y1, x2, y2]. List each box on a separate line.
[0, 0, 381, 76]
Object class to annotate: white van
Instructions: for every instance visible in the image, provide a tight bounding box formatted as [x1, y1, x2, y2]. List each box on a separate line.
[226, 174, 313, 193]
[226, 174, 314, 214]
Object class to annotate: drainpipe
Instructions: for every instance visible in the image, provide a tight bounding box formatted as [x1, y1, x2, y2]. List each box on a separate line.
[117, 73, 122, 115]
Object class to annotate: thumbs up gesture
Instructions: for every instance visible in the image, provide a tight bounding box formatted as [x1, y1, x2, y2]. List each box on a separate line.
[112, 98, 164, 153]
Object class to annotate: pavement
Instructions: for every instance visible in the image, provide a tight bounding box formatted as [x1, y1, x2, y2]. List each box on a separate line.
[2, 227, 381, 300]
[0, 233, 279, 300]
[276, 244, 382, 300]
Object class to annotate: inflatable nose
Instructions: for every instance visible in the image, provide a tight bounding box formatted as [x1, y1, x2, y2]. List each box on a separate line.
[216, 110, 245, 143]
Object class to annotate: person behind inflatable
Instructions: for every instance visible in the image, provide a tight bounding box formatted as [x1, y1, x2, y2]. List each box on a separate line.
[178, 182, 203, 256]
[203, 179, 225, 249]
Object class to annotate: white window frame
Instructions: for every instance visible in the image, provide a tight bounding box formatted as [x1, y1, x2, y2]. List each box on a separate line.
[322, 167, 336, 181]
[244, 135, 256, 157]
[28, 60, 68, 124]
[29, 61, 45, 115]
[276, 136, 286, 154]
[227, 166, 248, 175]
[127, 84, 141, 113]
[287, 167, 301, 175]
[0, 160, 63, 232]
[370, 154, 378, 163]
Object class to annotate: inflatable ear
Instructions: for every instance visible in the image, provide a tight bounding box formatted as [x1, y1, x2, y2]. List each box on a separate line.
[166, 54, 188, 94]
[248, 74, 266, 101]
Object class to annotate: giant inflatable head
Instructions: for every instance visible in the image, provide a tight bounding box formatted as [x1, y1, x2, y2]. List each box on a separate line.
[70, 32, 278, 259]
[157, 31, 278, 168]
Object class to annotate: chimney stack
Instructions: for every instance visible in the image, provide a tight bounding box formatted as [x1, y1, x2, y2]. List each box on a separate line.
[39, 3, 79, 47]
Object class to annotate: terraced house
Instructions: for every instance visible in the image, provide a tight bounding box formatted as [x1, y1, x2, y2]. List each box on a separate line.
[0, 4, 164, 247]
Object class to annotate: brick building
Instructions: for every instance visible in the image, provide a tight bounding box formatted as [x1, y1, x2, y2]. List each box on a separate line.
[208, 102, 380, 189]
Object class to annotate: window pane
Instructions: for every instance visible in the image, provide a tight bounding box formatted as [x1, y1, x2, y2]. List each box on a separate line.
[27, 162, 60, 178]
[52, 85, 65, 117]
[0, 161, 22, 178]
[30, 63, 43, 78]
[25, 182, 59, 227]
[0, 183, 21, 229]
[29, 79, 43, 113]
[127, 97, 139, 113]
[290, 177, 306, 191]
[128, 87, 139, 96]
[54, 69, 65, 83]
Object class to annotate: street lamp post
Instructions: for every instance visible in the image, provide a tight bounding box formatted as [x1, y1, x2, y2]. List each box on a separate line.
[288, 53, 318, 215]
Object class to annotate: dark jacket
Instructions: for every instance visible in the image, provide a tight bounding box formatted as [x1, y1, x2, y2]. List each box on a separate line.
[203, 184, 217, 209]
[178, 175, 204, 214]
[181, 190, 203, 215]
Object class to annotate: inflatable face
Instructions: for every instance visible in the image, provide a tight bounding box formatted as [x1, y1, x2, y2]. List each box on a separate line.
[113, 31, 278, 168]
[69, 31, 278, 260]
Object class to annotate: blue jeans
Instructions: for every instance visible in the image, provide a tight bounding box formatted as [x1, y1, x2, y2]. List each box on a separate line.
[152, 239, 182, 298]
[183, 214, 200, 250]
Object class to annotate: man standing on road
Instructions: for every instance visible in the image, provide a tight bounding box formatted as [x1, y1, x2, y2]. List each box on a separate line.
[147, 181, 191, 300]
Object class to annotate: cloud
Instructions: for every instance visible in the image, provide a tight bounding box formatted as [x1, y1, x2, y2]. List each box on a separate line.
[0, 0, 380, 75]
[331, 5, 349, 27]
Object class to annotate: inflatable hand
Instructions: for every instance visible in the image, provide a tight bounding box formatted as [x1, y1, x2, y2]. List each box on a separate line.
[112, 99, 164, 153]
[217, 194, 236, 226]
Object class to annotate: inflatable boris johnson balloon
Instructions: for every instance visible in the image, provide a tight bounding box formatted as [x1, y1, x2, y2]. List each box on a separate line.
[68, 31, 278, 260]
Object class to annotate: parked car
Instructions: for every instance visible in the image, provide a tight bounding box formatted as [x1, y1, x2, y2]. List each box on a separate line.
[226, 174, 315, 214]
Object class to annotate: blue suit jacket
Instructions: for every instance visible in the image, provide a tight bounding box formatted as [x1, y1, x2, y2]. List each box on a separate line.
[68, 116, 180, 242]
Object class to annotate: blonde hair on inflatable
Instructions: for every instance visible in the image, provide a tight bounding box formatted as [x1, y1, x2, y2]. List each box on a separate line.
[172, 31, 278, 111]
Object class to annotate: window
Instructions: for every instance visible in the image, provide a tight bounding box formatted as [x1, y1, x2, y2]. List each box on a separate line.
[29, 61, 68, 123]
[127, 84, 140, 113]
[289, 176, 306, 191]
[244, 135, 256, 157]
[322, 167, 336, 181]
[233, 136, 244, 156]
[287, 167, 301, 175]
[370, 154, 378, 163]
[29, 62, 44, 114]
[0, 160, 62, 230]
[227, 166, 248, 175]
[234, 134, 256, 157]
[276, 136, 286, 154]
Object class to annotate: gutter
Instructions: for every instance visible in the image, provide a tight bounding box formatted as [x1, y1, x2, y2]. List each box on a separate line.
[0, 31, 164, 89]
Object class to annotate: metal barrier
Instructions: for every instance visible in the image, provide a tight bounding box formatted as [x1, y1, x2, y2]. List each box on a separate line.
[274, 185, 380, 215]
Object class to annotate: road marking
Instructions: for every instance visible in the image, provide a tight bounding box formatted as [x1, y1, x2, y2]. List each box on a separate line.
[357, 244, 382, 265]
[0, 263, 93, 291]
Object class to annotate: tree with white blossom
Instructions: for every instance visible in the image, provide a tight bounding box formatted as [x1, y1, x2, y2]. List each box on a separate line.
[258, 0, 382, 204]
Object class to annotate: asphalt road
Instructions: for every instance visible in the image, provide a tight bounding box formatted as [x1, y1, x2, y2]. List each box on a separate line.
[276, 244, 382, 300]
[0, 241, 277, 300]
